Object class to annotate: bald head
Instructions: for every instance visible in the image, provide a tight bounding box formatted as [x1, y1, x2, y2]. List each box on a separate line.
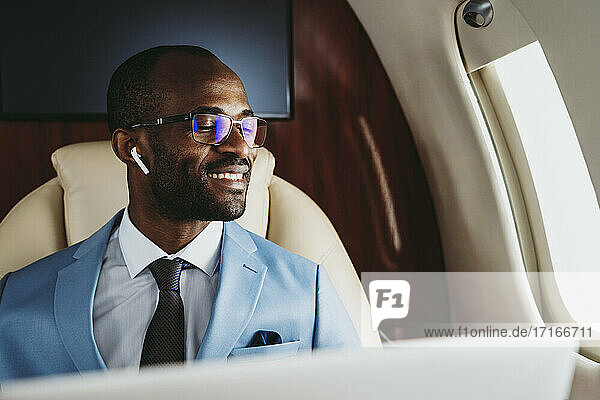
[106, 45, 238, 134]
[149, 50, 247, 118]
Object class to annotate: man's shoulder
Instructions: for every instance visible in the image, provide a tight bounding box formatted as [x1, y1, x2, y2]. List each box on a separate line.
[4, 209, 124, 286]
[4, 241, 82, 285]
[234, 224, 321, 294]
[228, 223, 319, 284]
[244, 228, 316, 267]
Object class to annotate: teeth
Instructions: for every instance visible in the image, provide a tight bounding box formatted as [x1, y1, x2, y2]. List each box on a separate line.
[209, 172, 244, 180]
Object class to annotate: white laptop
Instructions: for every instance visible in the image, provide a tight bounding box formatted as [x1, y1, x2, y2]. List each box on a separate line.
[1, 338, 577, 400]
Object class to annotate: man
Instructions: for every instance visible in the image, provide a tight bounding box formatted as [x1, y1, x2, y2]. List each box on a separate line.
[0, 46, 360, 382]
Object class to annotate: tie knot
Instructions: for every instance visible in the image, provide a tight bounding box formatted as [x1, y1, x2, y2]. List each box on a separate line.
[147, 257, 192, 291]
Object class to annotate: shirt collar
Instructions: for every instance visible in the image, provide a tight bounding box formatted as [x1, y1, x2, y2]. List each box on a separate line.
[118, 206, 223, 279]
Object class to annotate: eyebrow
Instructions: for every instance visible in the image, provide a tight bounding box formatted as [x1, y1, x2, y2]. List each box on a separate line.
[191, 106, 254, 118]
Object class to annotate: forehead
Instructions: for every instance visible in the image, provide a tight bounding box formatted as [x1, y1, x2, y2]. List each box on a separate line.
[151, 55, 251, 118]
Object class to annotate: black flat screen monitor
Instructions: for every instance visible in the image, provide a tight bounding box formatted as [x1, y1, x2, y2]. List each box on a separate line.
[0, 0, 291, 120]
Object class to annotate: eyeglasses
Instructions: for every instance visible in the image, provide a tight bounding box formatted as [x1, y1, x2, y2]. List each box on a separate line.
[127, 113, 268, 148]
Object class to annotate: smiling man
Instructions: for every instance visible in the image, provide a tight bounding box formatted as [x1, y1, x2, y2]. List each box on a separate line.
[0, 46, 360, 381]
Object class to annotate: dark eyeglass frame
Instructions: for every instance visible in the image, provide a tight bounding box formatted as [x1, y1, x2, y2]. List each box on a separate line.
[127, 112, 268, 148]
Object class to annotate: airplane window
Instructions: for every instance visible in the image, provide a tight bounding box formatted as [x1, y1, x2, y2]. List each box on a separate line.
[473, 41, 600, 337]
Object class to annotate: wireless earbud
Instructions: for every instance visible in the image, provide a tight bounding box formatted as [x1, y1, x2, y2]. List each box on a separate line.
[130, 147, 150, 175]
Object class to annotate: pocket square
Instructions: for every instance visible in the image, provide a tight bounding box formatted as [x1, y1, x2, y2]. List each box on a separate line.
[248, 330, 282, 347]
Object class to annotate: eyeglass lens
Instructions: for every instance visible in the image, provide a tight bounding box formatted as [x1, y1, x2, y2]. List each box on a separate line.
[192, 114, 266, 147]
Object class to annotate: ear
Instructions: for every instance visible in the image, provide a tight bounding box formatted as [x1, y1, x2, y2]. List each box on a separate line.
[111, 128, 138, 167]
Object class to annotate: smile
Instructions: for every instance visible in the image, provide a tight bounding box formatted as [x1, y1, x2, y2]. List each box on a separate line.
[208, 172, 244, 181]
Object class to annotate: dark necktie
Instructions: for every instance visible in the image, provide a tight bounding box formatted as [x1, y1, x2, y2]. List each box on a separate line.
[140, 257, 191, 367]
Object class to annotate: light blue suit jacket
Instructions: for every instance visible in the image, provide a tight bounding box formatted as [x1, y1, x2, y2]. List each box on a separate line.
[0, 209, 360, 382]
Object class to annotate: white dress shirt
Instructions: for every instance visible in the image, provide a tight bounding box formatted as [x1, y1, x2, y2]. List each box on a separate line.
[92, 207, 223, 369]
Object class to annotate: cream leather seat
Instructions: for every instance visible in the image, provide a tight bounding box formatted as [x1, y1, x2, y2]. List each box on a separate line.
[0, 141, 380, 347]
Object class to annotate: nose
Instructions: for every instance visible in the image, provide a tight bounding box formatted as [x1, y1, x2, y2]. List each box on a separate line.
[215, 124, 251, 159]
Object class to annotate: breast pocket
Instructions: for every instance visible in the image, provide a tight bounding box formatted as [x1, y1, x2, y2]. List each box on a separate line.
[228, 340, 301, 361]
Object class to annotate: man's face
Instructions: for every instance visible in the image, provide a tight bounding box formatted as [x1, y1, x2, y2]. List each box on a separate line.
[144, 56, 258, 222]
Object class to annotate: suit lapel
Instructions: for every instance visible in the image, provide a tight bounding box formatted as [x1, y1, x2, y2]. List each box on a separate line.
[54, 209, 124, 373]
[196, 222, 267, 360]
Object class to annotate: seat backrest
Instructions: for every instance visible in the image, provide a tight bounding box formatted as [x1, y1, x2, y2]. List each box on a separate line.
[0, 141, 380, 347]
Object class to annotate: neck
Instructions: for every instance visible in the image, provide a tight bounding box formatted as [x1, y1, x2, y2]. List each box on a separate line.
[127, 202, 211, 254]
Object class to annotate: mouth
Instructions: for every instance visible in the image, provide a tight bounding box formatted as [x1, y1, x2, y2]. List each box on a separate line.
[205, 160, 251, 190]
[206, 170, 249, 190]
[208, 172, 245, 181]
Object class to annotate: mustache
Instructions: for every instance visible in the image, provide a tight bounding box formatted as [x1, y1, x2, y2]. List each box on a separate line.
[205, 156, 251, 172]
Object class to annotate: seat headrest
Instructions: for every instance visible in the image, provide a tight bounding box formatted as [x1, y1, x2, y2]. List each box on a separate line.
[51, 141, 275, 245]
